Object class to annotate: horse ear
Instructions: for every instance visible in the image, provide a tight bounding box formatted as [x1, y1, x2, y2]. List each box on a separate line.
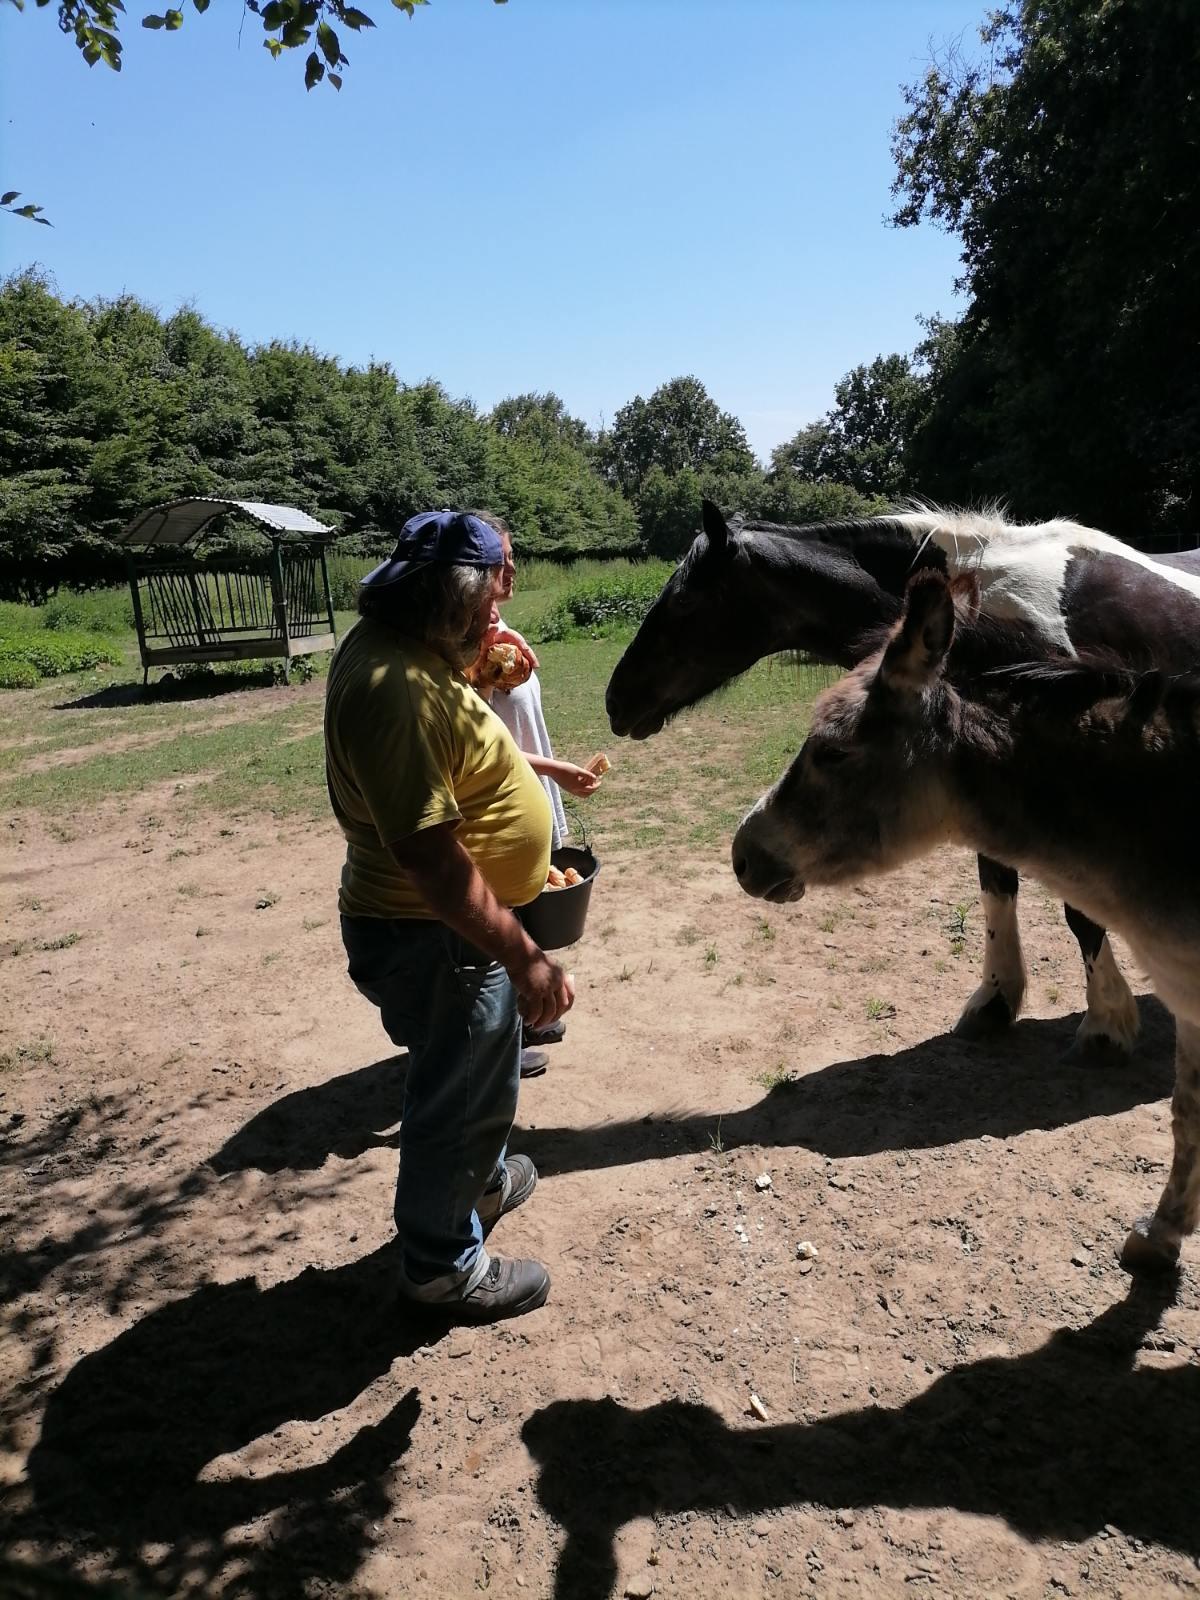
[700, 499, 734, 556]
[877, 570, 955, 696]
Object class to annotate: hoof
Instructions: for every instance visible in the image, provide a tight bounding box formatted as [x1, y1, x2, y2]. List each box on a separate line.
[1064, 1031, 1133, 1069]
[1119, 1217, 1181, 1276]
[953, 990, 1015, 1041]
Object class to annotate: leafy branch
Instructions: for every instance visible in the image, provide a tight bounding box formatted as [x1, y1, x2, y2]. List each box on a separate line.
[9, 0, 508, 92]
[1, 191, 52, 225]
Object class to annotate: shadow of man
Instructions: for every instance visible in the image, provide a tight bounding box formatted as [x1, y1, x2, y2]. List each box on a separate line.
[523, 1282, 1195, 1600]
[24, 1242, 447, 1596]
[208, 1055, 407, 1176]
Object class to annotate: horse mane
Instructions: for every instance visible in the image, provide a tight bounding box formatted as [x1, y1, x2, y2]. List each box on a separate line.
[981, 657, 1199, 724]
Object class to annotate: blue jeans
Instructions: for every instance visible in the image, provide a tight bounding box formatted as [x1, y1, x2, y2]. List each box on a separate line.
[341, 915, 521, 1294]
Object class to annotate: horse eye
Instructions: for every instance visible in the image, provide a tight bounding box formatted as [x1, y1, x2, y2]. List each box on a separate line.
[810, 743, 849, 769]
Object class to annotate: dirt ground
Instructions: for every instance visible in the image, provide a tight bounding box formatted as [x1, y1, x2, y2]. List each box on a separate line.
[2, 793, 1199, 1600]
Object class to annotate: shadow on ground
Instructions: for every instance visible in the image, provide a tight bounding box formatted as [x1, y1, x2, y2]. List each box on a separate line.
[209, 998, 1175, 1181]
[18, 1243, 452, 1597]
[54, 672, 308, 712]
[522, 1282, 1196, 1600]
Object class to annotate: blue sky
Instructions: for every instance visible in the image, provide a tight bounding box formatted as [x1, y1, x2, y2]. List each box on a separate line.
[2, 0, 981, 462]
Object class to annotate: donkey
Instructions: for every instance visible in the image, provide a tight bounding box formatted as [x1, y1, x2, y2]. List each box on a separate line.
[732, 568, 1200, 1273]
[607, 500, 1200, 1060]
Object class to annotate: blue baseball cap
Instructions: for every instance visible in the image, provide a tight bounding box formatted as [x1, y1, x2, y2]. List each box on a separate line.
[361, 509, 504, 589]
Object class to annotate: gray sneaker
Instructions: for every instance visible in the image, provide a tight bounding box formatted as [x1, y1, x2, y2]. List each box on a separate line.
[449, 1255, 550, 1322]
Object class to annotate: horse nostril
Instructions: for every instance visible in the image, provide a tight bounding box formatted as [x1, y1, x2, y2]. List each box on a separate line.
[732, 851, 748, 881]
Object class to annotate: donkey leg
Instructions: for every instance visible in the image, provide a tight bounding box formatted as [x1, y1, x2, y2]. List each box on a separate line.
[1121, 1018, 1200, 1272]
[1063, 904, 1140, 1064]
[953, 857, 1026, 1040]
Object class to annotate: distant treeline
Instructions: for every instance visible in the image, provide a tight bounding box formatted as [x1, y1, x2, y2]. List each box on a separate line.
[4, 0, 1198, 605]
[0, 273, 888, 601]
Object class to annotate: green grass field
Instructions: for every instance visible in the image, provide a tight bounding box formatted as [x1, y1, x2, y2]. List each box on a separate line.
[0, 570, 838, 852]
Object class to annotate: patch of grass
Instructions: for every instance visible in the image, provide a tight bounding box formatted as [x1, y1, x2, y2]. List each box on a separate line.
[817, 912, 841, 934]
[675, 925, 701, 947]
[754, 1062, 799, 1091]
[262, 950, 283, 966]
[302, 916, 329, 932]
[703, 943, 719, 968]
[753, 917, 776, 944]
[176, 882, 202, 898]
[37, 931, 81, 951]
[866, 997, 897, 1021]
[709, 1116, 726, 1157]
[0, 1038, 54, 1071]
[1046, 985, 1061, 1004]
[255, 891, 281, 909]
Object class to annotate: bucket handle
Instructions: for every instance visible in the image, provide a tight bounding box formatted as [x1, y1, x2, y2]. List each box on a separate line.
[562, 797, 592, 852]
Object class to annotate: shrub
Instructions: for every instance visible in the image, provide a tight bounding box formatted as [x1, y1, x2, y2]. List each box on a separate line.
[0, 631, 122, 686]
[41, 588, 134, 634]
[0, 658, 39, 689]
[536, 562, 673, 641]
[325, 554, 376, 611]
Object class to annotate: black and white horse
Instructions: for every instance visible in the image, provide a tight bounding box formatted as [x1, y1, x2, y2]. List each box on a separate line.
[606, 500, 1200, 1059]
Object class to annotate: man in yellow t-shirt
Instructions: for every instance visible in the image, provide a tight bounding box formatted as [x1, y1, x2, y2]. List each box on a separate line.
[325, 510, 573, 1323]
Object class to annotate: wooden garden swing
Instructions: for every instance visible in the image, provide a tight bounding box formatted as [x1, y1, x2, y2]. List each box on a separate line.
[116, 498, 338, 684]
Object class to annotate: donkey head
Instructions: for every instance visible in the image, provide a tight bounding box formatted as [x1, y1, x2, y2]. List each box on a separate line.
[732, 570, 962, 902]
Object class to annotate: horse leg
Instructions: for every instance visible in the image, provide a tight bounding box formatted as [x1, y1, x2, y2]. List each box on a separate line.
[953, 857, 1026, 1039]
[1062, 903, 1140, 1064]
[1121, 1017, 1200, 1272]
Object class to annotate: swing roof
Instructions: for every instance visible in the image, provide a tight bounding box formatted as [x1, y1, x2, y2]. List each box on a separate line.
[117, 498, 334, 549]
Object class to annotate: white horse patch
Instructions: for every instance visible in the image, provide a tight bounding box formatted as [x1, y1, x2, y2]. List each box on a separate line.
[895, 510, 1200, 652]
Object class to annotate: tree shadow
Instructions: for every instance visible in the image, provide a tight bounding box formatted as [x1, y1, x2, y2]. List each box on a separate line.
[522, 1281, 1194, 1600]
[19, 1242, 453, 1597]
[208, 1000, 1174, 1182]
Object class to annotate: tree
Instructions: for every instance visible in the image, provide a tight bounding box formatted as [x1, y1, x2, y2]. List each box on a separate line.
[595, 375, 762, 556]
[0, 272, 642, 595]
[600, 375, 756, 499]
[771, 353, 927, 502]
[891, 0, 1200, 538]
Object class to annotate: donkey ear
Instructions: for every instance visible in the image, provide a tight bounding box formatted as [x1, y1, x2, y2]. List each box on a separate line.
[701, 499, 734, 555]
[877, 569, 955, 696]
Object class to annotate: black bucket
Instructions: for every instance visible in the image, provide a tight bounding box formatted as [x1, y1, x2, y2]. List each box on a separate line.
[516, 845, 600, 951]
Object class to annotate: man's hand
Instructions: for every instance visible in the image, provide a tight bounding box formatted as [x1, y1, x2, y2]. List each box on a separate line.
[511, 950, 575, 1031]
[389, 822, 573, 1030]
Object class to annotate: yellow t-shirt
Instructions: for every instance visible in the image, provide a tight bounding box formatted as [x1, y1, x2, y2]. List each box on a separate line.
[324, 618, 551, 919]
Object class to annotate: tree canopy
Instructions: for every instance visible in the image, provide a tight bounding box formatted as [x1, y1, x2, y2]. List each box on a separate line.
[890, 0, 1200, 538]
[0, 272, 638, 598]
